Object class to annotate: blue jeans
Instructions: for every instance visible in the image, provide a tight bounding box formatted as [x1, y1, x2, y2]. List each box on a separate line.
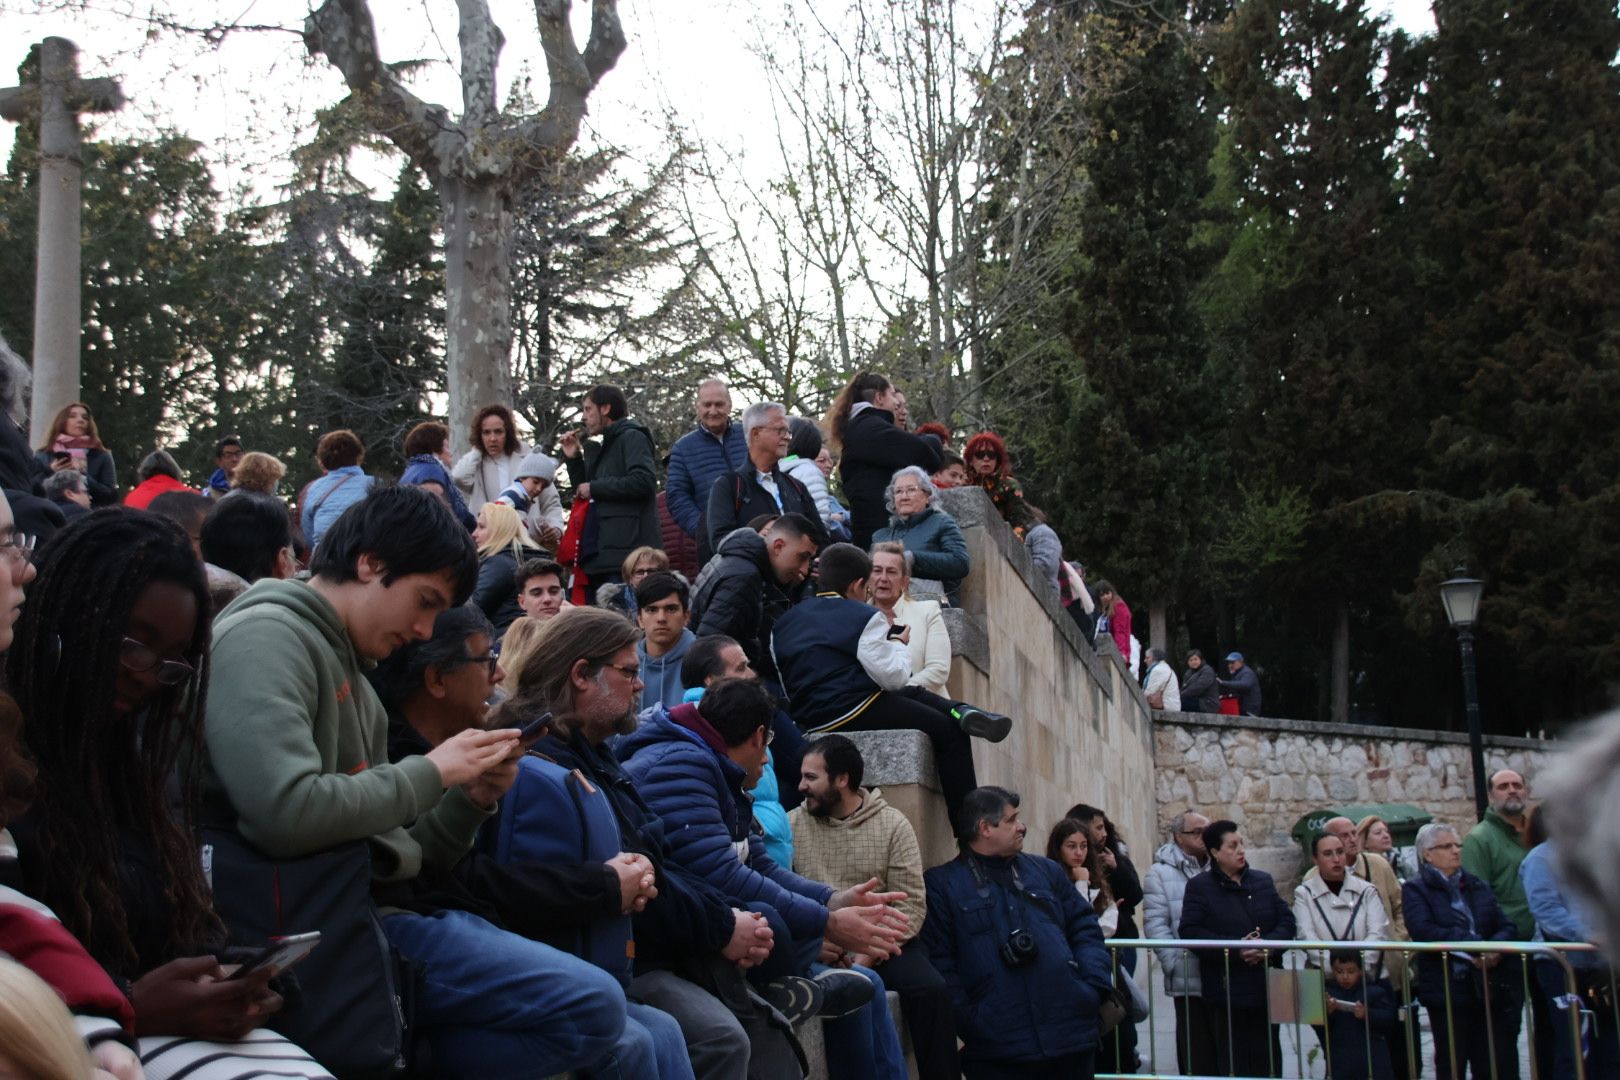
[382, 908, 647, 1079]
[818, 962, 907, 1080]
[623, 1001, 698, 1080]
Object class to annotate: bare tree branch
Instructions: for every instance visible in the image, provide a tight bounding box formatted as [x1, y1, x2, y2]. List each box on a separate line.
[518, 0, 626, 163]
[455, 0, 505, 128]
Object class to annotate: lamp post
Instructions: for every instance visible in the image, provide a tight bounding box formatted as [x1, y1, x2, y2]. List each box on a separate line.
[1440, 572, 1487, 821]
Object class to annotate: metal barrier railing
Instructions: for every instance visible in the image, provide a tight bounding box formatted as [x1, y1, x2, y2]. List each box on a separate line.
[1092, 937, 1614, 1080]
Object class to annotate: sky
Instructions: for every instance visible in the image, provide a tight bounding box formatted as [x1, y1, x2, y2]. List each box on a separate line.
[0, 0, 1440, 203]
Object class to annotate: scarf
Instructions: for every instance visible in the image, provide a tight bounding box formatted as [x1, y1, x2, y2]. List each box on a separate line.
[51, 433, 93, 461]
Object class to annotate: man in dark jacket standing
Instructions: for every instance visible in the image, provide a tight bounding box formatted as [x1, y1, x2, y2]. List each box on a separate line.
[704, 402, 826, 561]
[838, 389, 942, 548]
[690, 514, 818, 685]
[1217, 652, 1262, 715]
[667, 379, 748, 546]
[559, 384, 660, 595]
[1178, 819, 1295, 1078]
[922, 786, 1113, 1079]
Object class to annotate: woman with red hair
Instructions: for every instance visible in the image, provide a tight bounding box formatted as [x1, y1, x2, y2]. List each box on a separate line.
[961, 431, 1035, 536]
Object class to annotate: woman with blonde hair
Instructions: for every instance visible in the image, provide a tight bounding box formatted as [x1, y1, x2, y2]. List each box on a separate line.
[497, 616, 547, 695]
[471, 502, 540, 639]
[597, 545, 671, 619]
[0, 958, 98, 1080]
[227, 451, 286, 496]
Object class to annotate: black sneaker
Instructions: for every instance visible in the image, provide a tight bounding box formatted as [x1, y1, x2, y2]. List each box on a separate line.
[813, 968, 876, 1019]
[953, 705, 1012, 742]
[759, 975, 823, 1026]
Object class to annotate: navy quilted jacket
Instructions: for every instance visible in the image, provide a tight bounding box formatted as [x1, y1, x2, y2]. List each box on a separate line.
[666, 422, 747, 537]
[616, 704, 833, 939]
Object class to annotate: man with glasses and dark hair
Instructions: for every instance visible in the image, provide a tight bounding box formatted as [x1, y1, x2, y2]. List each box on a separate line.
[200, 485, 658, 1078]
[1144, 809, 1214, 1075]
[204, 434, 243, 499]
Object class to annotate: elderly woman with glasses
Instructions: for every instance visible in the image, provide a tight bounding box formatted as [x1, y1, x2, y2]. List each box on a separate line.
[871, 466, 970, 606]
[1402, 822, 1520, 1080]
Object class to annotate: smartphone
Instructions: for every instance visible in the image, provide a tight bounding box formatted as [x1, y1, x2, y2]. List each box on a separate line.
[886, 624, 908, 640]
[229, 931, 321, 979]
[514, 711, 553, 742]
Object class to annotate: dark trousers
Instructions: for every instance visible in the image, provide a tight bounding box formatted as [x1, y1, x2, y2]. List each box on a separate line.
[963, 1050, 1094, 1079]
[1172, 995, 1220, 1076]
[824, 686, 978, 817]
[872, 942, 959, 1080]
[1425, 993, 1519, 1080]
[1209, 1003, 1281, 1077]
[769, 707, 807, 810]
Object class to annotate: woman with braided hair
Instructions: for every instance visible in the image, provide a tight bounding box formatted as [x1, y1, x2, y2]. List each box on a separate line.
[4, 508, 329, 1078]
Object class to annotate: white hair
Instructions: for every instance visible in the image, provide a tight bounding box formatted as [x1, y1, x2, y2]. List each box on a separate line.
[741, 401, 785, 436]
[1414, 822, 1460, 858]
[883, 465, 936, 517]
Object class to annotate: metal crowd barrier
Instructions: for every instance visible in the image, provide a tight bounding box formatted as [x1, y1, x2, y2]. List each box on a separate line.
[1092, 937, 1614, 1080]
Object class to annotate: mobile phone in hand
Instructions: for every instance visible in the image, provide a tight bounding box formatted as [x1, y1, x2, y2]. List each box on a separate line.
[514, 711, 553, 742]
[229, 931, 321, 980]
[886, 624, 908, 640]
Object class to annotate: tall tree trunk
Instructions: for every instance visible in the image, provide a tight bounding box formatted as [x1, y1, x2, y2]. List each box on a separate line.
[1149, 602, 1168, 652]
[1331, 601, 1350, 725]
[441, 177, 514, 439]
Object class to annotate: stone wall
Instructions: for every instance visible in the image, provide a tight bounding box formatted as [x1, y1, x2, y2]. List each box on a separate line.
[853, 486, 1158, 866]
[1152, 711, 1561, 890]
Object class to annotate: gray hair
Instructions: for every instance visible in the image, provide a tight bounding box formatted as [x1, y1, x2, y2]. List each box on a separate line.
[0, 334, 30, 425]
[741, 401, 785, 438]
[1146, 646, 1167, 664]
[1414, 822, 1460, 858]
[883, 466, 936, 517]
[1169, 809, 1201, 835]
[43, 469, 84, 499]
[958, 785, 1019, 843]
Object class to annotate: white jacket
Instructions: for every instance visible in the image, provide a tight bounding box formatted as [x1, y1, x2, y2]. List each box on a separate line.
[893, 595, 950, 696]
[1293, 872, 1388, 976]
[1143, 660, 1181, 711]
[1143, 840, 1208, 995]
[453, 445, 529, 512]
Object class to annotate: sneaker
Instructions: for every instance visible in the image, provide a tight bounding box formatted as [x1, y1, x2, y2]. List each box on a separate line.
[953, 705, 1012, 742]
[813, 968, 876, 1019]
[758, 975, 823, 1026]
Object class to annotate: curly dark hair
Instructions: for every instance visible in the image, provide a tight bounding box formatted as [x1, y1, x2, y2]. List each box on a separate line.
[0, 693, 35, 829]
[470, 404, 521, 456]
[6, 509, 218, 974]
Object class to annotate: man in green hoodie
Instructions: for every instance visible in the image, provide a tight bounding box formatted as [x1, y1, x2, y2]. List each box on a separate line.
[201, 484, 660, 1079]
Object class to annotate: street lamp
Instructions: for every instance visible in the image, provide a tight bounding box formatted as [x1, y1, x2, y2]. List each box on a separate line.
[1440, 571, 1488, 820]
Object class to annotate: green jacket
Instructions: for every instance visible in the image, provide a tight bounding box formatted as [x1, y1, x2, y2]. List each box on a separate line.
[1462, 807, 1532, 938]
[201, 578, 489, 883]
[567, 417, 660, 577]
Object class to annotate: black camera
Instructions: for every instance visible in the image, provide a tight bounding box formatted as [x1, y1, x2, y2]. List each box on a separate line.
[1000, 928, 1039, 967]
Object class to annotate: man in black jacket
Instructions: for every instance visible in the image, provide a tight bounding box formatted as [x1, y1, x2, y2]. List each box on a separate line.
[690, 513, 817, 686]
[703, 401, 826, 561]
[837, 384, 941, 548]
[558, 384, 661, 594]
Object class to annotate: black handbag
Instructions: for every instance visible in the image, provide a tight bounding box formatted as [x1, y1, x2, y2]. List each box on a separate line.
[201, 827, 413, 1079]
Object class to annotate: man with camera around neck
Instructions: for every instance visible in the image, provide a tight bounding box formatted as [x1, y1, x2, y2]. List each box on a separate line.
[920, 786, 1114, 1079]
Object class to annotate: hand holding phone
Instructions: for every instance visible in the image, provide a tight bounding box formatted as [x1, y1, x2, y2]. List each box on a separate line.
[228, 932, 321, 980]
[886, 624, 909, 640]
[515, 711, 553, 743]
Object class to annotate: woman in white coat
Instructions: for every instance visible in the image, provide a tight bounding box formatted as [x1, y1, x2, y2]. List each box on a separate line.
[867, 541, 951, 696]
[452, 404, 529, 512]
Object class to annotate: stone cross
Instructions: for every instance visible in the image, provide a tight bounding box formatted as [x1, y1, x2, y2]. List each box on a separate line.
[0, 38, 123, 446]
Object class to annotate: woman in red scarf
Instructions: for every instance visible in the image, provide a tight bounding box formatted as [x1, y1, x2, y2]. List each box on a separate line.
[961, 431, 1036, 537]
[30, 402, 118, 506]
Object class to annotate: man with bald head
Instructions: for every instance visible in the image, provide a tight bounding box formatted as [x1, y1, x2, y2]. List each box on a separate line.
[666, 378, 747, 543]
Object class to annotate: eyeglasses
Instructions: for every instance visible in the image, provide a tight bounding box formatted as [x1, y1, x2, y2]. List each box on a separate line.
[1428, 842, 1461, 851]
[603, 662, 644, 684]
[763, 724, 776, 745]
[0, 532, 36, 567]
[120, 636, 196, 685]
[891, 486, 927, 497]
[1178, 828, 1203, 836]
[972, 450, 997, 459]
[460, 652, 499, 679]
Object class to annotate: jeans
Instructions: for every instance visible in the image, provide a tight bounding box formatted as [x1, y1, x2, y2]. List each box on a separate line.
[381, 908, 637, 1079]
[624, 1001, 698, 1080]
[818, 962, 907, 1080]
[769, 707, 807, 810]
[630, 969, 750, 1080]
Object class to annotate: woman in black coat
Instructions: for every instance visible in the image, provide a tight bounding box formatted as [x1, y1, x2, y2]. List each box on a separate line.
[31, 402, 118, 505]
[1179, 820, 1296, 1078]
[1181, 649, 1221, 713]
[1402, 822, 1520, 1080]
[825, 371, 941, 548]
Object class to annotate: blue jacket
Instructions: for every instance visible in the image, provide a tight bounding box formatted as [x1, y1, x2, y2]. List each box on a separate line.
[872, 505, 971, 603]
[617, 703, 833, 940]
[771, 594, 889, 727]
[922, 852, 1112, 1064]
[1402, 864, 1517, 1003]
[1177, 866, 1295, 1007]
[637, 629, 695, 709]
[666, 421, 747, 537]
[400, 454, 476, 530]
[300, 466, 374, 551]
[1519, 841, 1602, 968]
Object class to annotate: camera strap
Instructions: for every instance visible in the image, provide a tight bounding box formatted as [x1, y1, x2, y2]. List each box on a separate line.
[965, 855, 1045, 933]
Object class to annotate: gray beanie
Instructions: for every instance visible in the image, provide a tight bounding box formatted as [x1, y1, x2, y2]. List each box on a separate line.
[515, 452, 558, 483]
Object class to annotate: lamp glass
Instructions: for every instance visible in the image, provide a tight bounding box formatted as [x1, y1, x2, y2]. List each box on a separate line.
[1440, 576, 1484, 628]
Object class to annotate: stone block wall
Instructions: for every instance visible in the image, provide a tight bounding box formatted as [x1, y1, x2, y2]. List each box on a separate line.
[1152, 711, 1560, 890]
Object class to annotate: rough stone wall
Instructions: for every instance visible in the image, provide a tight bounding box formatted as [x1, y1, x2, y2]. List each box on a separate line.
[1153, 711, 1560, 890]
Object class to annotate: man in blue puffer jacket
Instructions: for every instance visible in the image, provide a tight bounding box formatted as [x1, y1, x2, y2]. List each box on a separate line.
[922, 785, 1114, 1078]
[666, 379, 748, 544]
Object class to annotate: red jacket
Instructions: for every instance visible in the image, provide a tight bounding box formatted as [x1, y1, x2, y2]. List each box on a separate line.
[0, 902, 135, 1033]
[1109, 599, 1133, 659]
[123, 473, 195, 510]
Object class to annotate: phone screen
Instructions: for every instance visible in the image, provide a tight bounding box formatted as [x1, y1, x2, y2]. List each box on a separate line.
[230, 931, 321, 979]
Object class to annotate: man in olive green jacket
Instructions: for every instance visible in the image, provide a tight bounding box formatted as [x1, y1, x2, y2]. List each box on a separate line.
[1462, 769, 1534, 938]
